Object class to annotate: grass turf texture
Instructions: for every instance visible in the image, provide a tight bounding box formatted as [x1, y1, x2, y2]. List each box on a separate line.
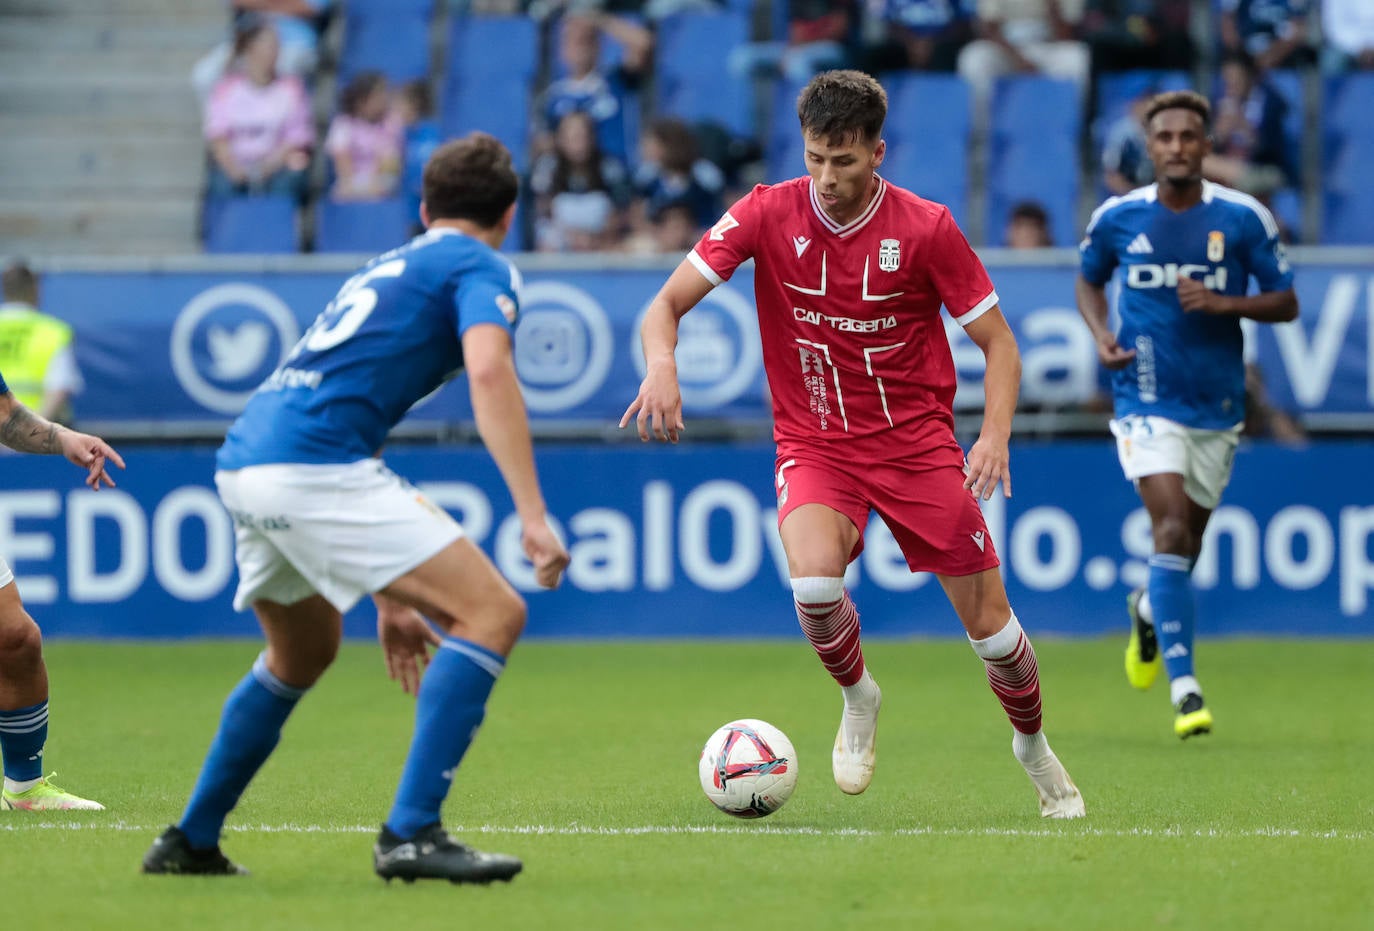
[4, 639, 1370, 930]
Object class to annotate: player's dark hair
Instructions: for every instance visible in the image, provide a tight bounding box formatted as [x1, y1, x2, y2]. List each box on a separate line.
[796, 70, 887, 147]
[1, 260, 38, 305]
[339, 71, 387, 117]
[1144, 90, 1211, 132]
[423, 132, 519, 229]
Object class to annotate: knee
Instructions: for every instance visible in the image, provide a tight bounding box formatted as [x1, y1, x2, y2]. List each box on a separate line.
[496, 591, 527, 641]
[1153, 515, 1195, 556]
[0, 611, 43, 665]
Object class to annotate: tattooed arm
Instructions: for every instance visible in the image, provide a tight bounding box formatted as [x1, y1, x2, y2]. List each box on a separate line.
[0, 392, 125, 488]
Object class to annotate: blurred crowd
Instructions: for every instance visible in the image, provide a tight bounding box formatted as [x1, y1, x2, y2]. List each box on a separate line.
[194, 0, 1373, 253]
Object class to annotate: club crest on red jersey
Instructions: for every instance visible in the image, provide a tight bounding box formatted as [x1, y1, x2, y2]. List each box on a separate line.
[878, 238, 901, 272]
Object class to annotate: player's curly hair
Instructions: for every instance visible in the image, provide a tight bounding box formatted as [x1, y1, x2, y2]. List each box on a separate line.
[1144, 90, 1211, 131]
[423, 132, 519, 229]
[796, 70, 887, 147]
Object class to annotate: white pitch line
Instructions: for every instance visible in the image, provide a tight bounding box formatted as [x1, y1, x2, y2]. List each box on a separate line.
[0, 821, 1366, 841]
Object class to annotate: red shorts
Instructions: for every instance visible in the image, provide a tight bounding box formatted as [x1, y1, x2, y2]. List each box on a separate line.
[773, 446, 999, 576]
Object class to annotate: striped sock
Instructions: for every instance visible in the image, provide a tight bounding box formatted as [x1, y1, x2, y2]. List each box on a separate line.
[0, 700, 48, 783]
[969, 614, 1043, 735]
[791, 576, 865, 688]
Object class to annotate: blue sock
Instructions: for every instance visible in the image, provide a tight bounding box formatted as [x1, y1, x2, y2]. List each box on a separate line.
[386, 638, 504, 840]
[179, 654, 305, 849]
[1148, 553, 1196, 683]
[0, 700, 48, 782]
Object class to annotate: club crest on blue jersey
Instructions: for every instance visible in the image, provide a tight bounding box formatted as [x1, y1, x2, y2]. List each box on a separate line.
[1207, 230, 1225, 262]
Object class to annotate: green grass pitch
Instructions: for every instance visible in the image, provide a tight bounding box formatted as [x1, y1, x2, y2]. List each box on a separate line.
[4, 639, 1370, 930]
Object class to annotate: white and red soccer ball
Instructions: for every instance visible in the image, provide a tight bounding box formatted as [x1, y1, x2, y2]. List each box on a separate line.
[698, 719, 798, 818]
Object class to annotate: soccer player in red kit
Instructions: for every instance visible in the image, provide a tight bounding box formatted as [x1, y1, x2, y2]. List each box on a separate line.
[621, 70, 1084, 818]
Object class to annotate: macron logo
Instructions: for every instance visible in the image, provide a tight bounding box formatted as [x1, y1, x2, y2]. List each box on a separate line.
[970, 531, 986, 552]
[1126, 233, 1154, 255]
[793, 235, 812, 258]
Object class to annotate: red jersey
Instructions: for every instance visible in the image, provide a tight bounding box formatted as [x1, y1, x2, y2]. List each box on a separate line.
[690, 176, 998, 463]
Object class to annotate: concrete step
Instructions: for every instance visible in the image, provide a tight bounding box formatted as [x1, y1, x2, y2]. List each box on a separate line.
[0, 47, 204, 76]
[0, 134, 204, 196]
[0, 196, 199, 247]
[0, 73, 199, 120]
[0, 0, 216, 15]
[0, 15, 222, 53]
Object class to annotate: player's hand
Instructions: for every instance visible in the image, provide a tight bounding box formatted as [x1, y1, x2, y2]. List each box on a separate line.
[964, 435, 1012, 501]
[376, 600, 441, 697]
[1095, 334, 1136, 370]
[619, 360, 685, 443]
[58, 429, 126, 490]
[1177, 277, 1221, 314]
[523, 516, 570, 590]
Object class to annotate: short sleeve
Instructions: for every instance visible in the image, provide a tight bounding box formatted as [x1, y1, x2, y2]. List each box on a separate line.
[453, 258, 520, 336]
[924, 207, 999, 326]
[1079, 205, 1118, 286]
[324, 116, 349, 158]
[687, 186, 763, 286]
[204, 78, 235, 140]
[281, 78, 316, 149]
[1243, 204, 1295, 294]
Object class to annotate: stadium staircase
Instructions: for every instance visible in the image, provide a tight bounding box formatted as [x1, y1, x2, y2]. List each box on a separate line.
[0, 0, 221, 256]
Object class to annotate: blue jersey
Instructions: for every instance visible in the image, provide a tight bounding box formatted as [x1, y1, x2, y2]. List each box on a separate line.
[0, 369, 8, 395]
[1080, 180, 1294, 429]
[218, 228, 521, 469]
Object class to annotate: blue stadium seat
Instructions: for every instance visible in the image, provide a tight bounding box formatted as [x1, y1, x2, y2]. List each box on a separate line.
[656, 11, 753, 140]
[314, 198, 414, 254]
[442, 16, 538, 168]
[765, 77, 808, 183]
[987, 77, 1081, 245]
[1321, 74, 1374, 243]
[203, 196, 298, 254]
[881, 73, 971, 220]
[338, 1, 434, 85]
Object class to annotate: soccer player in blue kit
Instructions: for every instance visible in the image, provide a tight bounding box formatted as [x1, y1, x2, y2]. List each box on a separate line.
[142, 133, 570, 881]
[1076, 90, 1298, 739]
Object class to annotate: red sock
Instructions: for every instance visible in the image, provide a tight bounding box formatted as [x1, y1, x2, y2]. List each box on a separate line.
[791, 576, 865, 687]
[970, 615, 1043, 735]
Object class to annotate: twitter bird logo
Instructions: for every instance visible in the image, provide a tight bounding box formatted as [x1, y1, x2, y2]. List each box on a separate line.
[207, 322, 272, 380]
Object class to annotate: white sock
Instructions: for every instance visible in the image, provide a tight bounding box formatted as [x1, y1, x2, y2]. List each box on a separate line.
[1137, 590, 1153, 623]
[4, 776, 41, 794]
[842, 668, 880, 709]
[1170, 675, 1201, 706]
[1012, 730, 1050, 764]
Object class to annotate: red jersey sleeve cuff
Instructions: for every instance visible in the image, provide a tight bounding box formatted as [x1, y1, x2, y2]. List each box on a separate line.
[687, 249, 725, 286]
[953, 290, 999, 327]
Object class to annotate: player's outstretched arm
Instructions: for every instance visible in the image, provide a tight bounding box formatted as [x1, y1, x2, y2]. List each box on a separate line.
[0, 391, 125, 489]
[463, 323, 570, 590]
[1075, 274, 1136, 369]
[620, 259, 715, 443]
[962, 306, 1020, 501]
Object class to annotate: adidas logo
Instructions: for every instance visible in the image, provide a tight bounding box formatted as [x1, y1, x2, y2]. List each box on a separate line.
[970, 531, 986, 552]
[1163, 643, 1189, 659]
[1126, 233, 1154, 254]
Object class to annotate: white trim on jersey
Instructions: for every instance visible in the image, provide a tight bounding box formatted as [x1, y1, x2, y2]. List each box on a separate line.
[1084, 184, 1157, 235]
[953, 290, 999, 327]
[687, 248, 724, 286]
[1204, 180, 1281, 239]
[808, 176, 887, 238]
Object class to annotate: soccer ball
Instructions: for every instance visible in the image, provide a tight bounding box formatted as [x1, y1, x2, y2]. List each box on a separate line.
[698, 719, 798, 819]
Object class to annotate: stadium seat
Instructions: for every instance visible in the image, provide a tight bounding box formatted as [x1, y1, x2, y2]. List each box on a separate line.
[656, 11, 753, 140]
[338, 1, 434, 85]
[313, 198, 413, 254]
[986, 77, 1081, 245]
[765, 77, 809, 183]
[203, 196, 298, 254]
[881, 73, 971, 220]
[442, 16, 538, 168]
[1320, 73, 1374, 243]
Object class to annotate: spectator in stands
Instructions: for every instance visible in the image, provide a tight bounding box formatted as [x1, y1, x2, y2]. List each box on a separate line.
[631, 118, 725, 239]
[193, 2, 333, 102]
[1080, 0, 1192, 73]
[203, 19, 315, 202]
[326, 71, 404, 202]
[860, 0, 976, 74]
[1219, 0, 1314, 71]
[957, 0, 1091, 122]
[529, 111, 632, 252]
[396, 80, 443, 229]
[1004, 200, 1054, 247]
[1101, 88, 1154, 194]
[1203, 52, 1291, 197]
[728, 0, 857, 82]
[0, 261, 83, 426]
[1321, 0, 1374, 74]
[538, 11, 653, 163]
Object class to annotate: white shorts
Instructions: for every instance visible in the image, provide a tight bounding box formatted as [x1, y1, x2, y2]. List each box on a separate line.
[1110, 415, 1241, 510]
[216, 459, 464, 614]
[0, 557, 12, 589]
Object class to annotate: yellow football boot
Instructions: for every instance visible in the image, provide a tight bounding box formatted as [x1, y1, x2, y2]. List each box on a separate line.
[1124, 588, 1161, 690]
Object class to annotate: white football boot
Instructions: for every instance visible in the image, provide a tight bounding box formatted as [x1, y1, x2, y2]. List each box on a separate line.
[1013, 732, 1086, 819]
[832, 676, 881, 795]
